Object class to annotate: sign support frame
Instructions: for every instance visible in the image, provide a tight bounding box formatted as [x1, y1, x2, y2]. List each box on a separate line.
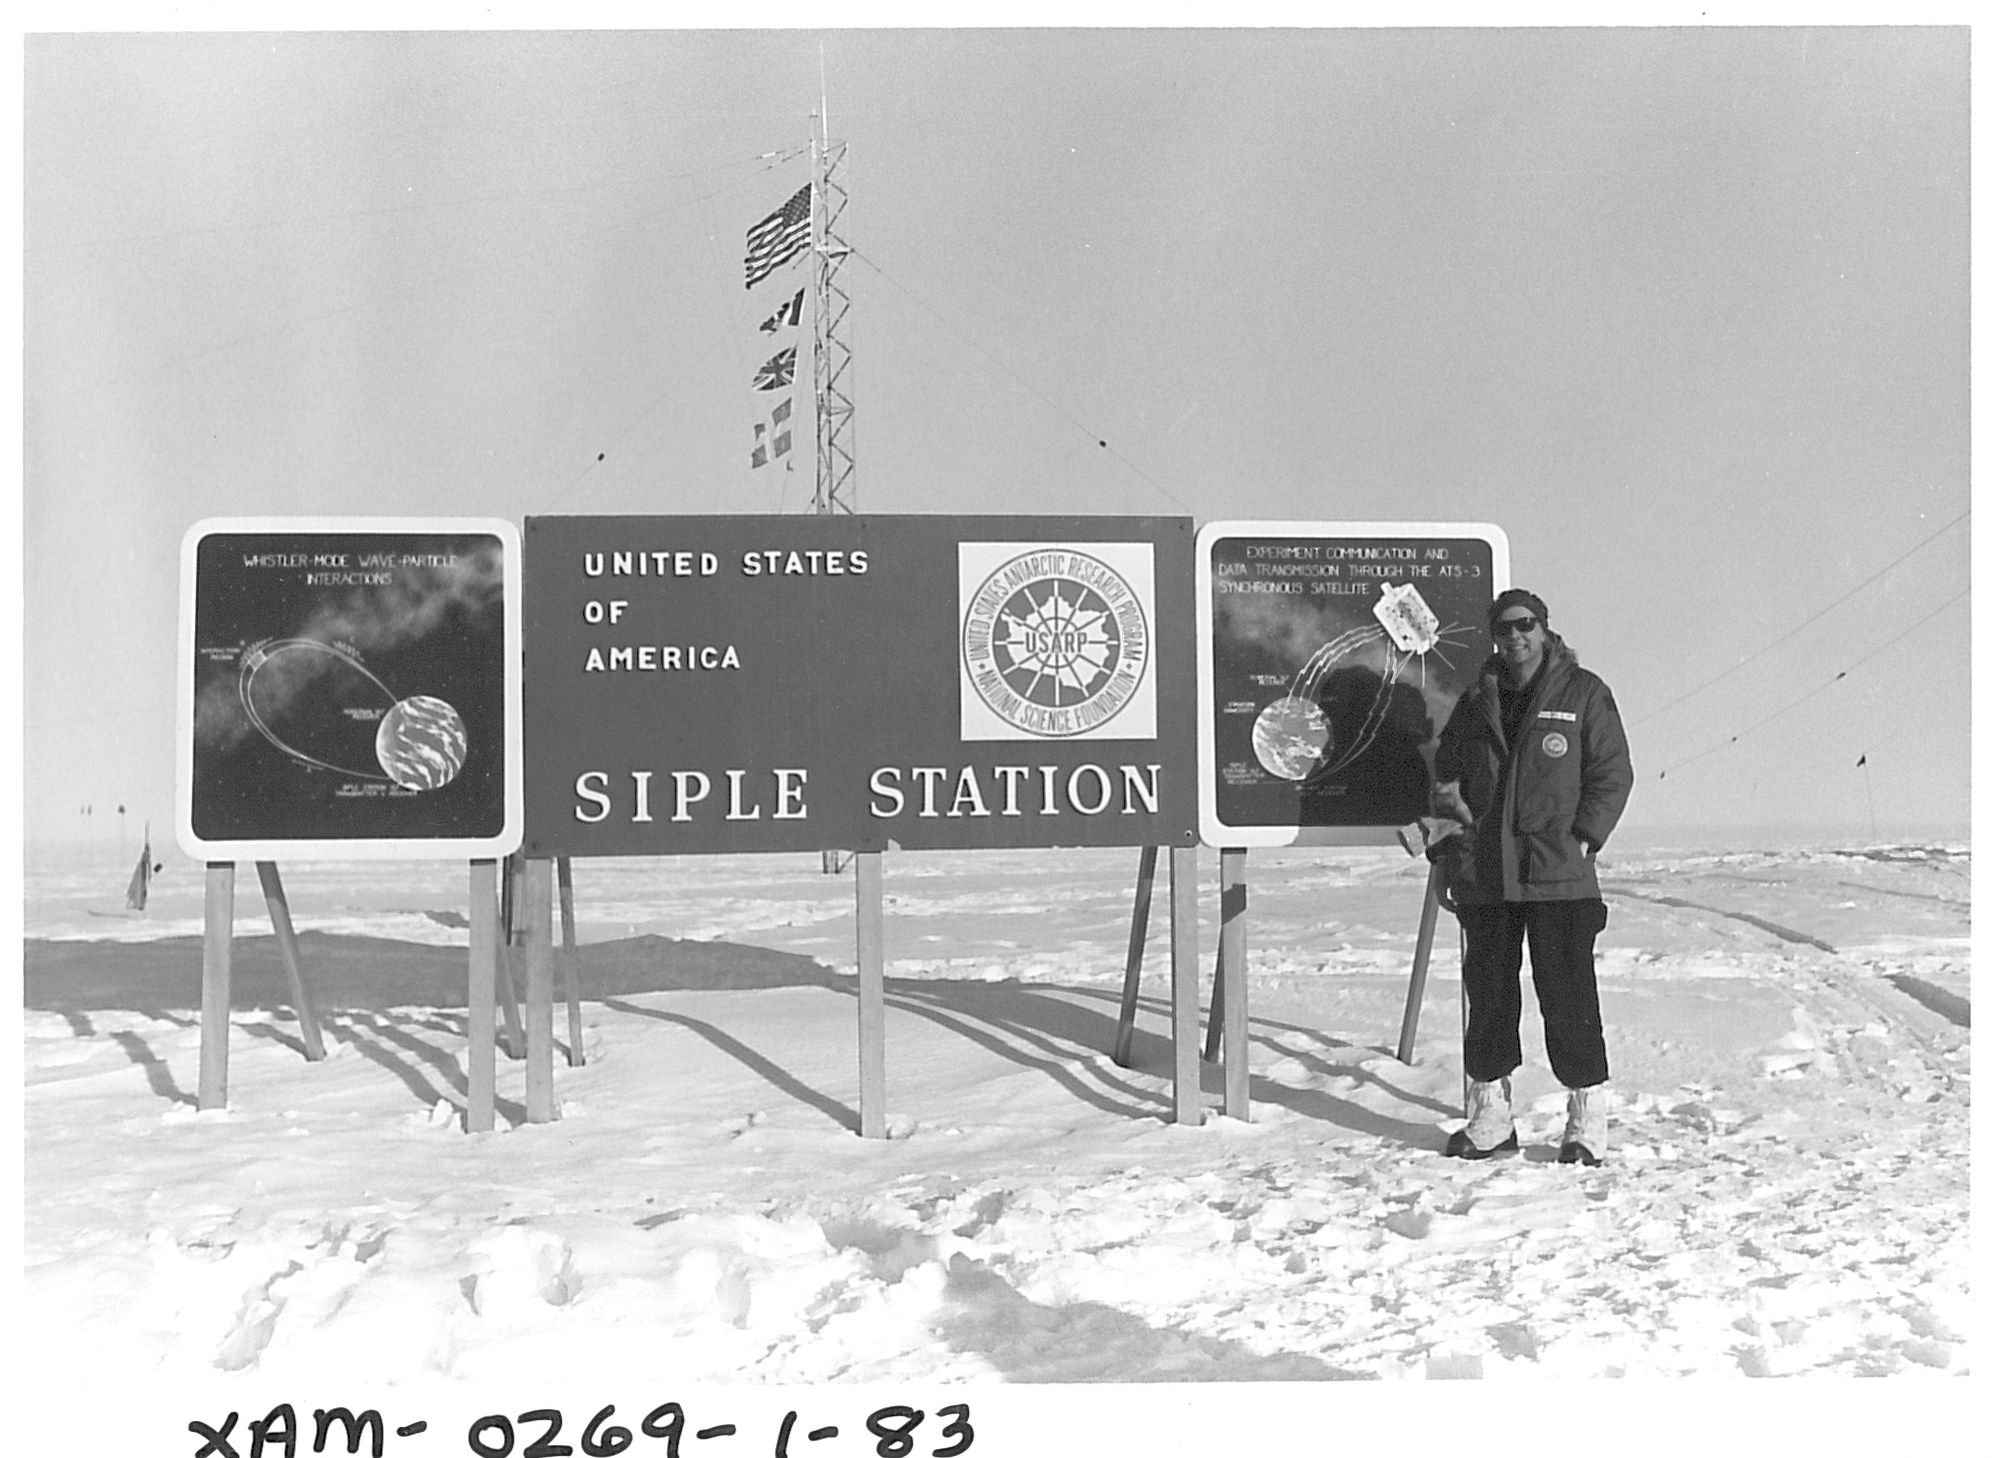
[855, 851, 886, 1138]
[1395, 862, 1448, 1063]
[468, 859, 499, 1132]
[1111, 845, 1160, 1068]
[1217, 848, 1249, 1118]
[557, 856, 584, 1067]
[1168, 846, 1202, 1126]
[522, 858, 557, 1124]
[199, 860, 338, 1111]
[254, 862, 326, 1062]
[199, 863, 235, 1110]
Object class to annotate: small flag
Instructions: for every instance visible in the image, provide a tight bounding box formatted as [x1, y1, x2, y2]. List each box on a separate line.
[751, 397, 795, 470]
[124, 826, 153, 912]
[759, 288, 804, 333]
[1856, 754, 1868, 767]
[744, 184, 812, 289]
[753, 347, 797, 391]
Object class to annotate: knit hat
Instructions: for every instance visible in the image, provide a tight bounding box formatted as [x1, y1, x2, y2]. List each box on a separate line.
[1488, 588, 1549, 627]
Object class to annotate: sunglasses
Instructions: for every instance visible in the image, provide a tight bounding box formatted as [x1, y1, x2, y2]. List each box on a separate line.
[1492, 616, 1539, 637]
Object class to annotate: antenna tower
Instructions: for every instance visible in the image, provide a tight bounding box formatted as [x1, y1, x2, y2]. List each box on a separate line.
[810, 110, 855, 515]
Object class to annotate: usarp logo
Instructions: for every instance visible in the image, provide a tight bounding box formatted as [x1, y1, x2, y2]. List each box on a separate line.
[958, 543, 1156, 742]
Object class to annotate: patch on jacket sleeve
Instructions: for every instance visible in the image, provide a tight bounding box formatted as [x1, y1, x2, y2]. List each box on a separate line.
[1537, 709, 1578, 721]
[1541, 732, 1570, 758]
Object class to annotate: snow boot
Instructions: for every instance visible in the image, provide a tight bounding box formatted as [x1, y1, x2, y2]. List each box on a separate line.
[1557, 1084, 1606, 1166]
[1444, 1076, 1518, 1159]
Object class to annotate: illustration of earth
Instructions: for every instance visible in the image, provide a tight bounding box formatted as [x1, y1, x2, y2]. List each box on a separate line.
[1252, 695, 1332, 780]
[375, 695, 469, 791]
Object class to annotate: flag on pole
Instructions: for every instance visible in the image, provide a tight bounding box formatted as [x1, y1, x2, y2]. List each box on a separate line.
[753, 346, 797, 391]
[752, 396, 796, 470]
[1856, 754, 1868, 767]
[124, 824, 154, 912]
[744, 184, 812, 289]
[745, 175, 809, 473]
[759, 288, 804, 333]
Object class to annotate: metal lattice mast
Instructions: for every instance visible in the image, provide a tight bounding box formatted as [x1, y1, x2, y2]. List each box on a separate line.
[810, 114, 855, 515]
[812, 109, 856, 875]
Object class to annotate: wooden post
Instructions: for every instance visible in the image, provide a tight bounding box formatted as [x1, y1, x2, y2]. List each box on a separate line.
[1168, 845, 1202, 1126]
[522, 858, 557, 1124]
[1203, 943, 1225, 1064]
[500, 851, 518, 938]
[855, 851, 886, 1138]
[254, 862, 325, 1061]
[557, 856, 584, 1067]
[199, 863, 235, 1110]
[467, 859, 498, 1133]
[495, 946, 527, 1060]
[1218, 847, 1249, 1120]
[1112, 845, 1159, 1067]
[494, 850, 526, 1060]
[1396, 861, 1446, 1064]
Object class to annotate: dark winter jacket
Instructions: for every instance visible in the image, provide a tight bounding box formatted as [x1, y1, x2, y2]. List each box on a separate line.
[1429, 635, 1633, 904]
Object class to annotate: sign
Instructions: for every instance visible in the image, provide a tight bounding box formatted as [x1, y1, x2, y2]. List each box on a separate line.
[521, 516, 1197, 856]
[1196, 520, 1508, 847]
[176, 518, 523, 861]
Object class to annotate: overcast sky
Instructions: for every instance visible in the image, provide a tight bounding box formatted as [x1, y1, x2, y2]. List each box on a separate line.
[22, 27, 1970, 848]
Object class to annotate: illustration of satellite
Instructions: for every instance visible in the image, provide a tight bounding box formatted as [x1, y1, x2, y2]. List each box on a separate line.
[1373, 581, 1441, 654]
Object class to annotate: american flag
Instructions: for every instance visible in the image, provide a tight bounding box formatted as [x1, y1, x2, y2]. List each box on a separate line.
[744, 184, 812, 289]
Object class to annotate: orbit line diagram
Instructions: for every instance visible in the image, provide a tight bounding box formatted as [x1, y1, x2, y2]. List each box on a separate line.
[238, 638, 469, 792]
[1250, 581, 1473, 783]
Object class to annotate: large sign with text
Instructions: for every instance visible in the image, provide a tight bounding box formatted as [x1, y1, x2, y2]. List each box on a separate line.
[1196, 521, 1508, 847]
[522, 516, 1196, 855]
[176, 518, 523, 860]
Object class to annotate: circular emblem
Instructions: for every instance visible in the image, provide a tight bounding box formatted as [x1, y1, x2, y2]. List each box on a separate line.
[1541, 731, 1570, 758]
[963, 549, 1150, 737]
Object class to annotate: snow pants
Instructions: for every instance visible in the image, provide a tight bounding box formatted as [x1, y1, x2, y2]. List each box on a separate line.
[1458, 899, 1610, 1089]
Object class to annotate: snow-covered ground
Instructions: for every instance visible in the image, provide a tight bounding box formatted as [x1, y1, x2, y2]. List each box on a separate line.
[18, 837, 1974, 1447]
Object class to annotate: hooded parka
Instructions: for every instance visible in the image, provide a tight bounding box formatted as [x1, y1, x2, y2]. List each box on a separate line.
[1430, 635, 1633, 904]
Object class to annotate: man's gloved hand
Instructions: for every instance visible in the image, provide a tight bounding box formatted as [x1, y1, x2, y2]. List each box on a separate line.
[1431, 779, 1472, 826]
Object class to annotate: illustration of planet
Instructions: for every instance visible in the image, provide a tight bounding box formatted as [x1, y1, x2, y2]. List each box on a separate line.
[375, 695, 469, 790]
[1252, 695, 1332, 780]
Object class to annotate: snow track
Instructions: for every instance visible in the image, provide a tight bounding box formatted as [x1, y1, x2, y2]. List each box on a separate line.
[23, 841, 1972, 1385]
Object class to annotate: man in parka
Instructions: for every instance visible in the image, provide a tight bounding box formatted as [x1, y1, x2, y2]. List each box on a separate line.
[1428, 588, 1633, 1164]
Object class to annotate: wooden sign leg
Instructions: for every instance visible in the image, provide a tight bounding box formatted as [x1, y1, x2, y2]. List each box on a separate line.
[254, 862, 325, 1061]
[495, 853, 526, 1058]
[199, 862, 235, 1110]
[1168, 845, 1202, 1126]
[1219, 847, 1249, 1121]
[1395, 861, 1446, 1064]
[1112, 845, 1159, 1067]
[523, 858, 557, 1124]
[500, 850, 518, 937]
[495, 950, 527, 1059]
[855, 851, 886, 1138]
[1203, 942, 1225, 1064]
[557, 856, 584, 1067]
[467, 860, 498, 1133]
